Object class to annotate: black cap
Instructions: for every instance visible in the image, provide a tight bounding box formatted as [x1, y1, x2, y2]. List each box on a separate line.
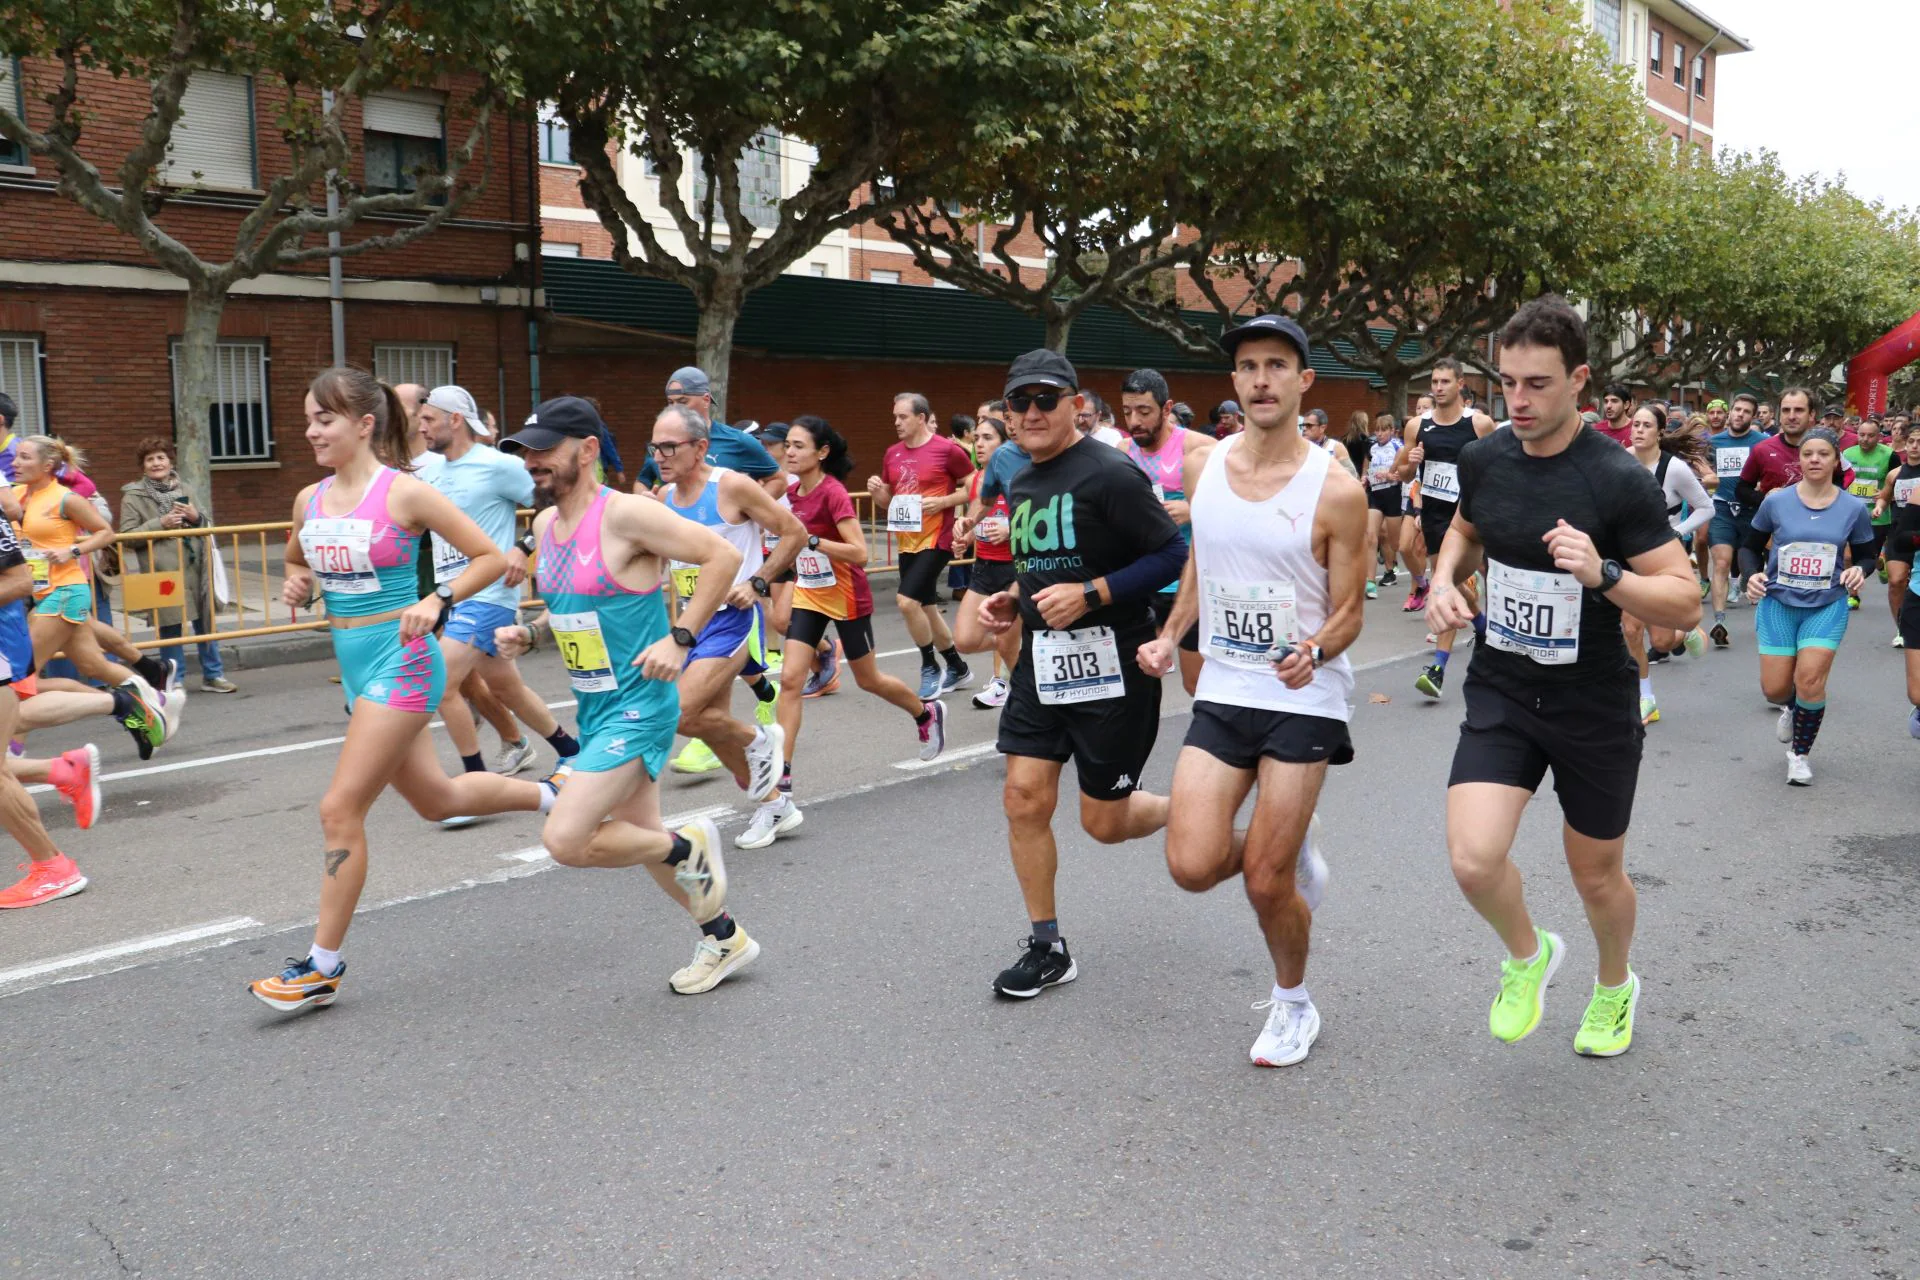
[1821, 405, 1844, 418]
[501, 396, 605, 453]
[1219, 314, 1310, 364]
[1004, 349, 1079, 398]
[756, 421, 790, 444]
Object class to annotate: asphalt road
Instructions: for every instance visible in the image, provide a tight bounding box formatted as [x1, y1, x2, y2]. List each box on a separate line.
[1, 592, 1914, 1278]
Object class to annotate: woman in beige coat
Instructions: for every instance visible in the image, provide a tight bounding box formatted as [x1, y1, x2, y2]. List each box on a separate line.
[118, 436, 235, 692]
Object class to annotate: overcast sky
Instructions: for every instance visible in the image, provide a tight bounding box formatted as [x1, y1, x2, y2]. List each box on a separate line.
[1713, 0, 1917, 213]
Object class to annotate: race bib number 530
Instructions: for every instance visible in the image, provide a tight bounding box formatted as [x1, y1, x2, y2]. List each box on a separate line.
[1485, 559, 1583, 665]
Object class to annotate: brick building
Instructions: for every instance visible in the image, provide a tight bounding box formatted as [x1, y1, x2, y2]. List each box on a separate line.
[1583, 0, 1750, 153]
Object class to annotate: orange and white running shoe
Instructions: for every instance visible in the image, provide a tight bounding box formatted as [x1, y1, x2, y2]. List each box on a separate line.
[0, 854, 88, 908]
[249, 956, 346, 1012]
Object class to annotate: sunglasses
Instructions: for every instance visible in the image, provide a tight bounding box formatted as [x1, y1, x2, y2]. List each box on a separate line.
[1007, 391, 1071, 414]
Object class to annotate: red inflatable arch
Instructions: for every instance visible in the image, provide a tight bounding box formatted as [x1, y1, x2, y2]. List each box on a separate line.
[1847, 310, 1920, 416]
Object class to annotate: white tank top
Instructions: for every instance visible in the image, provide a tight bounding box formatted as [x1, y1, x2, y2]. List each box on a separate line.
[662, 467, 765, 590]
[1191, 435, 1354, 720]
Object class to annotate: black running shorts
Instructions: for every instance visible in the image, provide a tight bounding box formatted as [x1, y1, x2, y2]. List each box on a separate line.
[997, 641, 1161, 799]
[895, 549, 953, 605]
[1900, 590, 1920, 650]
[967, 558, 1017, 598]
[1421, 501, 1458, 557]
[1447, 667, 1642, 841]
[1186, 700, 1354, 769]
[1367, 485, 1403, 518]
[786, 608, 876, 662]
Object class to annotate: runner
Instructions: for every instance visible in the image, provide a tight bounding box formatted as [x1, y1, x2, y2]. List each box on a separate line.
[1623, 405, 1713, 724]
[1741, 428, 1875, 786]
[1139, 312, 1366, 1066]
[492, 396, 761, 994]
[1121, 368, 1211, 695]
[1874, 431, 1920, 647]
[753, 421, 797, 663]
[1706, 392, 1763, 646]
[953, 411, 1024, 709]
[654, 405, 799, 817]
[1392, 358, 1495, 698]
[1841, 416, 1895, 611]
[416, 385, 584, 827]
[1365, 413, 1407, 599]
[1594, 383, 1635, 446]
[978, 349, 1185, 999]
[865, 393, 975, 699]
[1735, 387, 1855, 513]
[1429, 296, 1699, 1057]
[247, 370, 570, 1014]
[770, 415, 948, 847]
[1755, 402, 1775, 433]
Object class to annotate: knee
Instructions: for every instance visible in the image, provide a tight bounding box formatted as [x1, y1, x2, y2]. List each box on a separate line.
[1242, 857, 1296, 909]
[1080, 799, 1130, 845]
[1004, 778, 1055, 829]
[1163, 831, 1218, 894]
[541, 819, 594, 867]
[1448, 839, 1507, 897]
[852, 664, 887, 694]
[317, 789, 367, 838]
[1569, 858, 1628, 902]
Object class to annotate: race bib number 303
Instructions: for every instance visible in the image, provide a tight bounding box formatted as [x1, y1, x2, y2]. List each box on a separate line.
[1032, 627, 1124, 705]
[1485, 559, 1583, 666]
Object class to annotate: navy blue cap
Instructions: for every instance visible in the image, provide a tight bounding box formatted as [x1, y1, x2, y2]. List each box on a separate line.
[1220, 314, 1310, 365]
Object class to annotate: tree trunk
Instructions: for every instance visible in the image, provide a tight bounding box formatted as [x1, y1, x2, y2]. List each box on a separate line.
[173, 282, 227, 518]
[1043, 309, 1073, 354]
[1382, 370, 1411, 422]
[693, 277, 744, 423]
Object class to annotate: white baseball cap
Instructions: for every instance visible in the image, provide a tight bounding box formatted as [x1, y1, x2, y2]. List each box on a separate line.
[426, 385, 488, 435]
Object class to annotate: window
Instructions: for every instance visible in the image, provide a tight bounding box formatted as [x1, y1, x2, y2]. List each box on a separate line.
[0, 58, 24, 167]
[0, 335, 46, 434]
[808, 262, 828, 277]
[162, 71, 256, 191]
[1648, 30, 1662, 74]
[538, 104, 571, 165]
[541, 242, 582, 258]
[372, 342, 455, 391]
[1693, 55, 1706, 97]
[1673, 42, 1686, 87]
[690, 130, 782, 230]
[362, 90, 445, 196]
[869, 269, 901, 285]
[171, 339, 271, 462]
[1591, 0, 1622, 62]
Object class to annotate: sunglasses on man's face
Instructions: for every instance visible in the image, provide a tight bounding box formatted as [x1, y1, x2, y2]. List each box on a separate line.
[1008, 391, 1070, 414]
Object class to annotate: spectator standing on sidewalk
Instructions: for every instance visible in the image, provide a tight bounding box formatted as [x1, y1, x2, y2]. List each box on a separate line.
[119, 437, 235, 692]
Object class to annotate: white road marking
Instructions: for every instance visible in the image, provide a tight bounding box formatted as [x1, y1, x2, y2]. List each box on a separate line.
[892, 741, 999, 771]
[0, 916, 261, 987]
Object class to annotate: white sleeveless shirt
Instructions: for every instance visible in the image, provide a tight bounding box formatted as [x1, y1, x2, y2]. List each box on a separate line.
[1191, 436, 1354, 721]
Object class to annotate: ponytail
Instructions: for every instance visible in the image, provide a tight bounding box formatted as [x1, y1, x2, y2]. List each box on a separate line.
[21, 434, 82, 474]
[307, 366, 415, 472]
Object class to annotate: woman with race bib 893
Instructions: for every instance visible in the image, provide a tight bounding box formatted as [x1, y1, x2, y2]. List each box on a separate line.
[249, 367, 564, 1014]
[1742, 427, 1876, 787]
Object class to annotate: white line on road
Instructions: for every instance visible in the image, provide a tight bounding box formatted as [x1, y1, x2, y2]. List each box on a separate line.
[0, 916, 261, 987]
[892, 741, 999, 771]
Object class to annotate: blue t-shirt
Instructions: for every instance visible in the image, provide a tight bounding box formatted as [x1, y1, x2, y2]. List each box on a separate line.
[638, 422, 779, 489]
[978, 443, 1032, 504]
[427, 443, 535, 609]
[1707, 428, 1760, 510]
[1752, 486, 1875, 609]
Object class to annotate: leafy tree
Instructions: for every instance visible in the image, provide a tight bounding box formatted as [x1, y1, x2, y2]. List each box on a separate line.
[0, 0, 507, 503]
[522, 0, 1082, 417]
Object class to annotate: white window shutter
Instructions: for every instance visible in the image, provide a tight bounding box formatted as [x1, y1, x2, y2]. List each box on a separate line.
[162, 71, 256, 190]
[363, 90, 444, 139]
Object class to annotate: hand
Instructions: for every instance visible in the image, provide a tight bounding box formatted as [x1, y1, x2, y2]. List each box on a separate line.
[953, 515, 975, 542]
[178, 503, 201, 524]
[977, 519, 1009, 545]
[1425, 582, 1475, 634]
[1841, 564, 1866, 594]
[283, 568, 315, 609]
[866, 477, 888, 502]
[1136, 636, 1176, 677]
[1162, 498, 1191, 525]
[1405, 443, 1424, 467]
[1031, 582, 1091, 630]
[1873, 501, 1887, 519]
[399, 597, 443, 643]
[1271, 643, 1315, 690]
[978, 590, 1020, 633]
[161, 511, 184, 529]
[502, 547, 530, 588]
[1744, 572, 1768, 604]
[1542, 519, 1604, 589]
[494, 624, 533, 658]
[725, 580, 756, 609]
[635, 634, 690, 682]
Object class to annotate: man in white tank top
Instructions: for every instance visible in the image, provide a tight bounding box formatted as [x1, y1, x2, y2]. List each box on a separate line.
[1139, 314, 1369, 1068]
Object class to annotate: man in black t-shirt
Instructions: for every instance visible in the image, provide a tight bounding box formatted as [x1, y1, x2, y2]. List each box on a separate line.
[1426, 296, 1699, 1060]
[978, 349, 1186, 1000]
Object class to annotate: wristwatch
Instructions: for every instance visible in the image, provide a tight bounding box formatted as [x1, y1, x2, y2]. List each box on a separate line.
[670, 625, 696, 649]
[516, 533, 537, 556]
[1598, 558, 1625, 591]
[433, 582, 455, 631]
[1306, 643, 1326, 668]
[1081, 581, 1101, 610]
[806, 535, 821, 551]
[750, 575, 770, 598]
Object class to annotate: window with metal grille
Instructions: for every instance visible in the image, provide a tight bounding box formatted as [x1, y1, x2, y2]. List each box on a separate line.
[373, 343, 455, 391]
[0, 335, 47, 435]
[171, 339, 272, 462]
[0, 58, 25, 167]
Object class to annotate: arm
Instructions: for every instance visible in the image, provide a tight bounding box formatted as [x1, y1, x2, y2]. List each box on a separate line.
[1672, 464, 1714, 539]
[390, 477, 509, 642]
[1161, 435, 1215, 529]
[1423, 513, 1486, 633]
[1137, 552, 1199, 678]
[722, 471, 807, 595]
[1271, 474, 1368, 690]
[58, 492, 117, 559]
[1391, 420, 1423, 481]
[603, 492, 742, 679]
[282, 486, 316, 607]
[119, 492, 171, 535]
[495, 511, 556, 657]
[0, 561, 31, 608]
[1545, 519, 1701, 633]
[929, 442, 975, 512]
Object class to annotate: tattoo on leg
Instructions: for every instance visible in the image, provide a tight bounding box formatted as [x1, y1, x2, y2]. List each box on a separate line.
[324, 848, 350, 878]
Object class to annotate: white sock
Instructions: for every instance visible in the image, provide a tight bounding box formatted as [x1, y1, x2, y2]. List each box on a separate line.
[1638, 677, 1654, 700]
[308, 943, 342, 976]
[1272, 982, 1310, 1004]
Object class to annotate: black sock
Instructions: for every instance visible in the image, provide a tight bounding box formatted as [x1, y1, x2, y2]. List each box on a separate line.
[779, 762, 792, 794]
[1031, 918, 1061, 946]
[915, 705, 932, 725]
[700, 911, 737, 941]
[109, 686, 137, 720]
[941, 647, 964, 669]
[748, 676, 776, 703]
[918, 643, 937, 666]
[461, 753, 486, 773]
[664, 832, 692, 866]
[546, 728, 581, 758]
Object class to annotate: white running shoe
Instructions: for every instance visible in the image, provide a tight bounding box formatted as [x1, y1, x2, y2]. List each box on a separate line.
[1786, 751, 1813, 786]
[735, 796, 803, 850]
[743, 724, 784, 802]
[1297, 812, 1329, 912]
[493, 738, 537, 775]
[1775, 705, 1793, 743]
[971, 676, 1010, 710]
[441, 814, 480, 829]
[670, 928, 760, 995]
[1893, 634, 1906, 649]
[674, 816, 728, 922]
[1250, 996, 1321, 1067]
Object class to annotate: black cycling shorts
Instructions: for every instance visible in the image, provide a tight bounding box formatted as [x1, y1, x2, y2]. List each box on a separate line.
[1447, 667, 1642, 841]
[895, 549, 953, 605]
[967, 558, 1017, 598]
[1367, 485, 1403, 518]
[1900, 590, 1920, 650]
[1421, 501, 1458, 557]
[997, 639, 1162, 799]
[786, 608, 875, 662]
[1185, 701, 1354, 769]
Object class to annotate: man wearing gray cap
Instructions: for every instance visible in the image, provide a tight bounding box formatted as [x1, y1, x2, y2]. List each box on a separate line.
[635, 367, 782, 496]
[417, 387, 582, 811]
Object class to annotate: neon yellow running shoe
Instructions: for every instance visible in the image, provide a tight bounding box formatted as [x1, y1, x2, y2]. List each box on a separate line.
[671, 739, 724, 775]
[1489, 928, 1563, 1043]
[1573, 972, 1640, 1057]
[754, 696, 777, 728]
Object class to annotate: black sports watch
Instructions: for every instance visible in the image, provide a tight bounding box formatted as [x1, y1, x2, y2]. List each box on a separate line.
[750, 575, 770, 598]
[432, 583, 455, 632]
[670, 625, 696, 649]
[516, 533, 537, 556]
[1305, 643, 1325, 668]
[1598, 559, 1625, 592]
[806, 535, 821, 551]
[1081, 580, 1101, 610]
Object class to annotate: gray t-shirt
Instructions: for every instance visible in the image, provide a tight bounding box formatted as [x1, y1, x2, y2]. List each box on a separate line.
[1751, 486, 1875, 609]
